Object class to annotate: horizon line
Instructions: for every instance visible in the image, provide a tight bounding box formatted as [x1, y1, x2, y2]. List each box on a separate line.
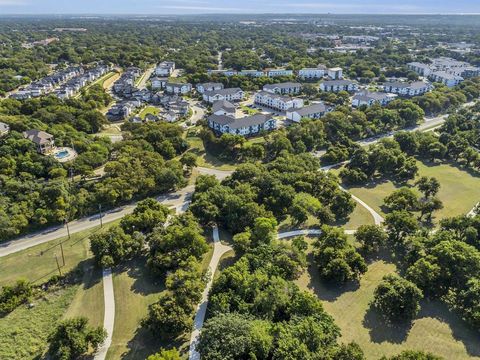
[1, 12, 480, 16]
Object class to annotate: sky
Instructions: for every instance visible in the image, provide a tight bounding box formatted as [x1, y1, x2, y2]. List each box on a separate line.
[1, 0, 480, 15]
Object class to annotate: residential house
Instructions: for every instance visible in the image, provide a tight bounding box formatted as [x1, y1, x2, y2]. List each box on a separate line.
[286, 102, 330, 122]
[155, 61, 175, 76]
[196, 82, 224, 94]
[165, 82, 192, 95]
[254, 91, 304, 112]
[382, 81, 432, 96]
[327, 67, 343, 80]
[203, 87, 244, 103]
[212, 100, 236, 116]
[320, 80, 358, 92]
[352, 91, 396, 107]
[165, 111, 179, 123]
[298, 65, 327, 80]
[207, 113, 277, 136]
[151, 77, 168, 90]
[263, 82, 302, 95]
[0, 122, 10, 137]
[23, 129, 55, 154]
[239, 70, 265, 77]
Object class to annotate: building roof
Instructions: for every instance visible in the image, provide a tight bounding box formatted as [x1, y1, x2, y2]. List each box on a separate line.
[321, 79, 356, 86]
[383, 81, 430, 89]
[204, 87, 243, 96]
[212, 100, 236, 113]
[166, 82, 191, 87]
[431, 71, 463, 80]
[256, 91, 293, 102]
[291, 103, 327, 116]
[209, 113, 273, 129]
[197, 82, 223, 89]
[353, 91, 390, 102]
[23, 129, 54, 144]
[263, 82, 302, 91]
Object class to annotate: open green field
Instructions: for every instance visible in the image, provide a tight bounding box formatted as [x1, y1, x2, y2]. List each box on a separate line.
[186, 136, 238, 171]
[138, 106, 161, 120]
[0, 285, 78, 360]
[296, 240, 480, 360]
[346, 160, 480, 223]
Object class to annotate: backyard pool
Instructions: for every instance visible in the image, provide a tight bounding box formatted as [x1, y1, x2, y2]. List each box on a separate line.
[52, 147, 77, 162]
[55, 149, 70, 159]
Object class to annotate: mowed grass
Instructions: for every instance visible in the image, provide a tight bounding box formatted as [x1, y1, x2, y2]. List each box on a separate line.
[138, 106, 161, 120]
[346, 160, 480, 223]
[296, 241, 480, 360]
[106, 242, 214, 360]
[186, 136, 238, 171]
[0, 285, 78, 360]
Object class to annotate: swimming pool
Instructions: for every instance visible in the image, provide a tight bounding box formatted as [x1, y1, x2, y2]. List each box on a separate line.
[55, 150, 70, 159]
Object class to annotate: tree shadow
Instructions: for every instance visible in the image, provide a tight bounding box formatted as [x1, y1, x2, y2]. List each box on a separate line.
[303, 252, 360, 302]
[363, 305, 412, 344]
[418, 299, 480, 357]
[113, 257, 165, 296]
[120, 322, 188, 360]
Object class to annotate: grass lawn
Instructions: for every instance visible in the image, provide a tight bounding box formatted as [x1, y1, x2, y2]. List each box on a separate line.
[138, 106, 161, 120]
[296, 242, 480, 360]
[186, 136, 238, 171]
[0, 223, 116, 287]
[0, 285, 78, 360]
[346, 160, 480, 223]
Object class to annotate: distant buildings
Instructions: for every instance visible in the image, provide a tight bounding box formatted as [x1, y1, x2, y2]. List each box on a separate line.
[327, 67, 343, 80]
[203, 88, 244, 103]
[320, 80, 358, 92]
[206, 68, 294, 78]
[286, 102, 330, 122]
[266, 68, 294, 77]
[0, 122, 10, 137]
[263, 82, 302, 95]
[407, 57, 480, 87]
[254, 91, 304, 112]
[155, 61, 175, 77]
[196, 82, 224, 94]
[165, 82, 192, 95]
[298, 65, 327, 80]
[382, 80, 432, 97]
[207, 113, 277, 136]
[23, 130, 55, 154]
[352, 91, 396, 107]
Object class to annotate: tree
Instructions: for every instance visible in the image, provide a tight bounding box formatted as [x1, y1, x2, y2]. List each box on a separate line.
[416, 176, 440, 198]
[380, 350, 443, 360]
[147, 348, 181, 360]
[90, 226, 144, 267]
[289, 192, 322, 225]
[384, 188, 419, 212]
[197, 313, 273, 360]
[372, 275, 423, 323]
[385, 210, 419, 244]
[48, 317, 106, 360]
[120, 198, 171, 234]
[180, 152, 198, 172]
[355, 224, 387, 254]
[418, 197, 443, 222]
[0, 279, 33, 315]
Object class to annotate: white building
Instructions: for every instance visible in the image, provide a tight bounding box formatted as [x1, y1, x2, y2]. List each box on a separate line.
[407, 62, 433, 76]
[263, 82, 302, 95]
[165, 82, 192, 95]
[327, 67, 343, 80]
[352, 91, 397, 107]
[320, 80, 358, 92]
[196, 82, 224, 94]
[254, 91, 304, 112]
[266, 68, 294, 77]
[382, 81, 432, 97]
[151, 77, 168, 90]
[286, 102, 330, 122]
[298, 66, 327, 80]
[430, 71, 464, 87]
[155, 61, 175, 76]
[239, 70, 265, 77]
[203, 88, 244, 103]
[207, 113, 277, 136]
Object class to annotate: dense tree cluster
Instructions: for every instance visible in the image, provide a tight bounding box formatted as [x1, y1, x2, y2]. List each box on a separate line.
[190, 153, 356, 234]
[0, 279, 33, 315]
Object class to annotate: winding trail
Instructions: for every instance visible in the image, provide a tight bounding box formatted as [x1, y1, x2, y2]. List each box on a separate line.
[94, 268, 115, 360]
[189, 226, 232, 360]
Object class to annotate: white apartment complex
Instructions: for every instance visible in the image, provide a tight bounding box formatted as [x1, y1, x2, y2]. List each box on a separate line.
[203, 88, 245, 103]
[320, 80, 358, 92]
[254, 91, 304, 111]
[263, 82, 302, 95]
[382, 81, 432, 96]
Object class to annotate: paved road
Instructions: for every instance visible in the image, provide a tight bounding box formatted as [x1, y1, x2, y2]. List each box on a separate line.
[136, 65, 155, 90]
[189, 226, 232, 360]
[0, 167, 229, 258]
[94, 268, 115, 360]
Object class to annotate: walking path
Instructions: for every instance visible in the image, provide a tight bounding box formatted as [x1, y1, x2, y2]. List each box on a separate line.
[467, 202, 479, 217]
[94, 268, 115, 360]
[189, 226, 232, 360]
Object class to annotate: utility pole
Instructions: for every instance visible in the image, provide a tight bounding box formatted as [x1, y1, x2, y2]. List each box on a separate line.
[99, 204, 103, 228]
[65, 219, 71, 240]
[55, 254, 62, 277]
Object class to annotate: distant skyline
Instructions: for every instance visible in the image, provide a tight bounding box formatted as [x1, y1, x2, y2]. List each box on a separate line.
[1, 0, 480, 15]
